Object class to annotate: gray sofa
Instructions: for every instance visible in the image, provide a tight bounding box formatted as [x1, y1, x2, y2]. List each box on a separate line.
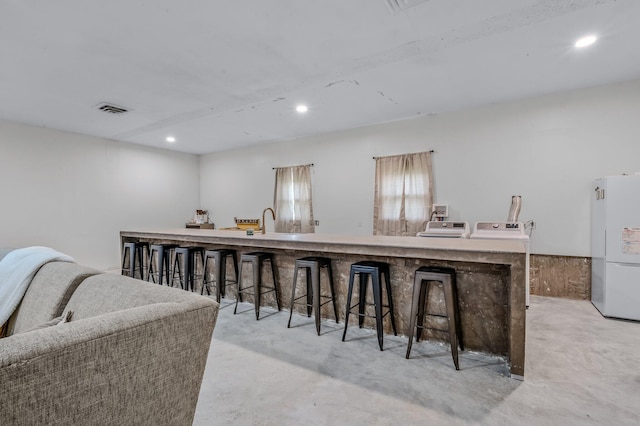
[0, 260, 219, 426]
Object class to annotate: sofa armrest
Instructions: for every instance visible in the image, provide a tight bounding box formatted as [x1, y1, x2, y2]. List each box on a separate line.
[0, 299, 218, 426]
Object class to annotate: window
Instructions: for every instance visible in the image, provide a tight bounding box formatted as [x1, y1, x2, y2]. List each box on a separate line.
[373, 151, 433, 236]
[273, 165, 315, 233]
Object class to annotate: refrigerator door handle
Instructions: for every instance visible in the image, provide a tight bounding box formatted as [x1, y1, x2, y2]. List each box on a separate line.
[594, 187, 605, 200]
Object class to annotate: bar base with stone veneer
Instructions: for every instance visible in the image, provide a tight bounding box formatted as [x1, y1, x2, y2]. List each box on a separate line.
[121, 229, 527, 379]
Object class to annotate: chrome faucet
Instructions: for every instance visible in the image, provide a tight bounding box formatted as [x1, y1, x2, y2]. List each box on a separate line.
[262, 207, 275, 234]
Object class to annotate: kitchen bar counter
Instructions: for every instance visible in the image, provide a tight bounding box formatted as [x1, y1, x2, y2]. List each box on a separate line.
[121, 228, 527, 379]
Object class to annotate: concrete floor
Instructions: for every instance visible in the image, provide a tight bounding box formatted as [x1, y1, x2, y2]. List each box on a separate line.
[194, 296, 640, 425]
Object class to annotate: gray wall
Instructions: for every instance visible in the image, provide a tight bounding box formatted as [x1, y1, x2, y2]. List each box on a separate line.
[200, 79, 640, 257]
[0, 120, 200, 270]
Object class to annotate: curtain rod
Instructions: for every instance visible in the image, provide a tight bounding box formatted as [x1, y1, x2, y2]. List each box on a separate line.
[272, 163, 315, 170]
[372, 150, 434, 160]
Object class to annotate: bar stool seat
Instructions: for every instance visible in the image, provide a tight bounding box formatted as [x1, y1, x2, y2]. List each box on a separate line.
[121, 241, 149, 280]
[201, 249, 239, 302]
[235, 252, 281, 320]
[406, 266, 464, 370]
[172, 246, 205, 292]
[342, 260, 397, 351]
[146, 243, 178, 285]
[287, 256, 339, 335]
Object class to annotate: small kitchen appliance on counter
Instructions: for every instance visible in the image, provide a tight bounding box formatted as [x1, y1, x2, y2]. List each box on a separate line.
[186, 209, 214, 229]
[417, 221, 470, 238]
[219, 217, 261, 231]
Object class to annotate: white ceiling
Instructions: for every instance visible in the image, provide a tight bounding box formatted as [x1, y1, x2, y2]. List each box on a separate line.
[2, 0, 640, 155]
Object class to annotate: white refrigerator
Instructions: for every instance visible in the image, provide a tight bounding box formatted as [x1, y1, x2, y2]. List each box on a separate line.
[591, 175, 640, 321]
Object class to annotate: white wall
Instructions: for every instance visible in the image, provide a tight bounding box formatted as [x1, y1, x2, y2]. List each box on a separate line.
[200, 79, 640, 257]
[2, 79, 638, 265]
[0, 120, 200, 270]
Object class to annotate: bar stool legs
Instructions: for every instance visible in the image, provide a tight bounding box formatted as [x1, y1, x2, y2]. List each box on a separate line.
[406, 266, 464, 370]
[235, 252, 281, 320]
[342, 261, 397, 351]
[121, 241, 149, 280]
[287, 257, 339, 335]
[172, 247, 205, 292]
[201, 249, 239, 302]
[147, 244, 177, 285]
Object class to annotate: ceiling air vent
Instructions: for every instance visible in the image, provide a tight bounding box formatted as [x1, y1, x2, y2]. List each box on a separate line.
[96, 102, 129, 114]
[384, 0, 430, 14]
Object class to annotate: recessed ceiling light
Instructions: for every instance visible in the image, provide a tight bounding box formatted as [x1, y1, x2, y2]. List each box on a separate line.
[575, 35, 597, 48]
[166, 136, 176, 143]
[295, 104, 308, 114]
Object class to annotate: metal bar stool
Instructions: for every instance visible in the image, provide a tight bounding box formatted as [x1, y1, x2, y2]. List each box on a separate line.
[201, 249, 239, 302]
[146, 243, 178, 285]
[406, 266, 464, 370]
[287, 256, 339, 335]
[234, 252, 281, 320]
[121, 241, 149, 280]
[172, 246, 205, 292]
[342, 260, 397, 351]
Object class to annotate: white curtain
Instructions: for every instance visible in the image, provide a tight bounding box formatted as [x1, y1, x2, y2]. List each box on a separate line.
[373, 151, 433, 236]
[273, 165, 315, 233]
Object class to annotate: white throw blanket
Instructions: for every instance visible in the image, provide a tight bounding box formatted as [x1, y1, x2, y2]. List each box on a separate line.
[0, 246, 74, 326]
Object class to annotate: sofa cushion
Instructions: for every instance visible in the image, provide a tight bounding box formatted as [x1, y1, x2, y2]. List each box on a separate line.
[63, 273, 206, 320]
[7, 262, 99, 335]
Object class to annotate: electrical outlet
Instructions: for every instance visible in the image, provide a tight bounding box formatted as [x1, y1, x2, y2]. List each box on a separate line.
[314, 220, 320, 226]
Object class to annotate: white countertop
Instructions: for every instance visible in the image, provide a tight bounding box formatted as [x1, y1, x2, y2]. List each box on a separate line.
[122, 228, 526, 254]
